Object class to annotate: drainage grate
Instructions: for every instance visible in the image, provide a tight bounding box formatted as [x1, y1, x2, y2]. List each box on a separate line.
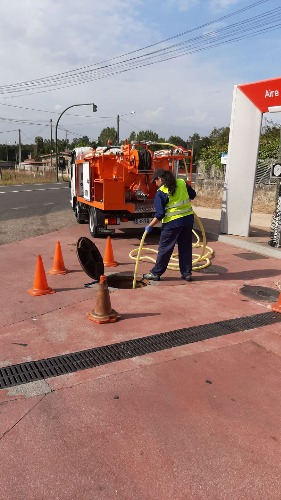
[1, 312, 280, 389]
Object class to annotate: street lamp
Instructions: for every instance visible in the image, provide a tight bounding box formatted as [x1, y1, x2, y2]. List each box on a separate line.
[55, 102, 97, 182]
[116, 111, 135, 144]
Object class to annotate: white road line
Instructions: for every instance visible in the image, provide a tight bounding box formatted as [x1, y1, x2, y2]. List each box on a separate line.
[43, 202, 55, 206]
[11, 206, 28, 210]
[0, 186, 69, 193]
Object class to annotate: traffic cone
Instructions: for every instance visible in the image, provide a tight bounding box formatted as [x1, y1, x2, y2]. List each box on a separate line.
[87, 275, 120, 324]
[103, 236, 118, 267]
[271, 291, 281, 313]
[48, 241, 68, 275]
[28, 255, 55, 296]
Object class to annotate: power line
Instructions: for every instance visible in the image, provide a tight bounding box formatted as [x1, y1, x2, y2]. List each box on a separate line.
[0, 1, 277, 97]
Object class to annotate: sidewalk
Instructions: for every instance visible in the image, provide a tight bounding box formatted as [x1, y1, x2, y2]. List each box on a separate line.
[194, 206, 281, 259]
[0, 208, 280, 499]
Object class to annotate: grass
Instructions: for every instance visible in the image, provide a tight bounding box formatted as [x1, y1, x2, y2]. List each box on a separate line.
[0, 169, 69, 185]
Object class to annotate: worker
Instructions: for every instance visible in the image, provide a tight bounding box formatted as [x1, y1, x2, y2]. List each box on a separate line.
[143, 168, 196, 282]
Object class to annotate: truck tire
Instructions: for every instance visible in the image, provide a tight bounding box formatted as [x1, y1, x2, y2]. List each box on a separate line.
[75, 202, 86, 224]
[89, 207, 104, 238]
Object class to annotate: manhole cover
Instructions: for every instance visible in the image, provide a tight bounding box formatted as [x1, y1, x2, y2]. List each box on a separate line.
[240, 285, 279, 302]
[199, 265, 228, 275]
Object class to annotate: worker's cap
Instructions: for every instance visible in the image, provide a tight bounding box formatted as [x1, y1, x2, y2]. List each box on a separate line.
[151, 168, 166, 183]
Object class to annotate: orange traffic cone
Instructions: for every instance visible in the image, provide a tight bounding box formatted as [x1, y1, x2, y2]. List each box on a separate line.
[271, 291, 281, 313]
[28, 255, 55, 296]
[48, 241, 68, 275]
[87, 275, 120, 324]
[103, 236, 118, 267]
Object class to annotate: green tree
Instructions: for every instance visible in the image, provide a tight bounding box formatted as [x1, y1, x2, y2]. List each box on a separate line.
[259, 120, 280, 160]
[198, 127, 229, 176]
[128, 131, 137, 143]
[136, 130, 163, 142]
[186, 133, 210, 164]
[167, 136, 187, 148]
[98, 127, 117, 146]
[34, 136, 45, 159]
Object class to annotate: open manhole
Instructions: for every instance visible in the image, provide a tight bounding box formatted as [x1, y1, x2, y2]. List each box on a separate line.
[107, 273, 149, 289]
[240, 285, 280, 302]
[76, 237, 150, 289]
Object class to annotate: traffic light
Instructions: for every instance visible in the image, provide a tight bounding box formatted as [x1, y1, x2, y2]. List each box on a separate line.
[93, 104, 97, 112]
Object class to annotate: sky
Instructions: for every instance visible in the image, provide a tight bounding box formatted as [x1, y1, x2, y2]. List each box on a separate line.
[0, 0, 281, 146]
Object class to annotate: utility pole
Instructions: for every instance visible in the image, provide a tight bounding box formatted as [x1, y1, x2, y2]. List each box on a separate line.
[6, 142, 10, 161]
[50, 119, 53, 168]
[116, 114, 120, 144]
[18, 129, 22, 164]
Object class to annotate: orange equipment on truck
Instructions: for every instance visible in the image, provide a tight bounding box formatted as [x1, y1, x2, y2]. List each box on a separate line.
[70, 142, 193, 237]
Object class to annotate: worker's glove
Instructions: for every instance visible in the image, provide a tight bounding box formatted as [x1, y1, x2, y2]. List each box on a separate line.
[145, 225, 152, 234]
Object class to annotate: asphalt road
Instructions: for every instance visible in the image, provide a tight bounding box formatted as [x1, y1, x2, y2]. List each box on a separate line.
[0, 182, 77, 245]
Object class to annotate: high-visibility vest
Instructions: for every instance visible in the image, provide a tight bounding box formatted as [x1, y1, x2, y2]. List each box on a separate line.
[159, 178, 193, 224]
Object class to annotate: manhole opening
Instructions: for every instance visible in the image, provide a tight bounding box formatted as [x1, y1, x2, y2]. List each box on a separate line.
[107, 275, 148, 289]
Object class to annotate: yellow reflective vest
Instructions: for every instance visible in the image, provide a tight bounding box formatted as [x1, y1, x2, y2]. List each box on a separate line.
[159, 178, 193, 224]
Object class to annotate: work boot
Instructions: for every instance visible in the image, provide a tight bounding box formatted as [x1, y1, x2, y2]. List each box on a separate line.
[143, 272, 160, 281]
[181, 274, 192, 282]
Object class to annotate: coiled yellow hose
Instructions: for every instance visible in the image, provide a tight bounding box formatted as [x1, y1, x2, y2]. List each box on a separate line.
[130, 212, 214, 289]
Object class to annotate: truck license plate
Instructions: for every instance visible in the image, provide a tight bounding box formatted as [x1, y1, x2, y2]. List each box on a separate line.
[135, 218, 153, 224]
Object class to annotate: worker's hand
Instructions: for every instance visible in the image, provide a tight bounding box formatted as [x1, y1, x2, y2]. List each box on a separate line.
[145, 225, 152, 234]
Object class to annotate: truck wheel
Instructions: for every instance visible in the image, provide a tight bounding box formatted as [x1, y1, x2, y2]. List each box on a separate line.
[75, 203, 86, 224]
[89, 207, 104, 237]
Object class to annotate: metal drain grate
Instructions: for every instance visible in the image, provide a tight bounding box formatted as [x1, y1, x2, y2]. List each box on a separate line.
[1, 312, 280, 389]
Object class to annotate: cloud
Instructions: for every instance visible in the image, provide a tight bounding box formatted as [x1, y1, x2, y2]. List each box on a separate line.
[0, 0, 280, 144]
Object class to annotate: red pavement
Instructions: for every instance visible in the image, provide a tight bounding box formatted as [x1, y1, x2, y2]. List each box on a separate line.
[0, 215, 281, 499]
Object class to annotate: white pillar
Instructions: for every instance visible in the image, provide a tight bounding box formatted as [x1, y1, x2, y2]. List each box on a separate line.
[220, 86, 262, 236]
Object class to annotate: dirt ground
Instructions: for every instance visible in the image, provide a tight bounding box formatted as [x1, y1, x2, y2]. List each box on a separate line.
[193, 189, 277, 214]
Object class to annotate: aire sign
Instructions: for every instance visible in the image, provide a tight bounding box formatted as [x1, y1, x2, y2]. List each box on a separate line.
[238, 77, 281, 113]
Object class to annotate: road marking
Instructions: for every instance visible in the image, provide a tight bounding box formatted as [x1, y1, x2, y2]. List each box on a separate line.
[43, 202, 55, 206]
[0, 186, 69, 194]
[11, 206, 28, 210]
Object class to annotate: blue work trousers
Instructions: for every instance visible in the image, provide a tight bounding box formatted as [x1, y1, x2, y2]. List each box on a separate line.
[151, 215, 194, 277]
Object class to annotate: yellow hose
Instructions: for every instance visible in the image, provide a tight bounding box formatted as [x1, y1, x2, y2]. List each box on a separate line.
[132, 231, 147, 290]
[131, 212, 214, 288]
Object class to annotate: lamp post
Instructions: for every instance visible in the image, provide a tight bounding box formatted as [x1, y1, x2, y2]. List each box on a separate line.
[116, 111, 135, 144]
[55, 102, 97, 182]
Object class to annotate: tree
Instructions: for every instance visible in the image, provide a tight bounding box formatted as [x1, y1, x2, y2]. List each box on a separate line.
[167, 136, 187, 148]
[98, 127, 117, 146]
[128, 131, 137, 143]
[198, 128, 229, 176]
[34, 136, 45, 159]
[186, 133, 210, 164]
[136, 130, 164, 142]
[259, 120, 280, 160]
